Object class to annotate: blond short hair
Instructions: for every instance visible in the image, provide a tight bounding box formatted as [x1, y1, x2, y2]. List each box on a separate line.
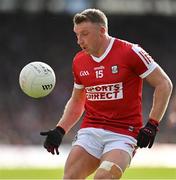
[73, 8, 108, 29]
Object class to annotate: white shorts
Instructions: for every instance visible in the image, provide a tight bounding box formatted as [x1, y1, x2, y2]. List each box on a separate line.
[72, 127, 137, 160]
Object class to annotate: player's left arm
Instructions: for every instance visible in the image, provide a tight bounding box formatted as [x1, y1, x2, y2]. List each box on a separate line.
[145, 65, 173, 122]
[130, 44, 173, 119]
[127, 44, 172, 148]
[137, 66, 173, 148]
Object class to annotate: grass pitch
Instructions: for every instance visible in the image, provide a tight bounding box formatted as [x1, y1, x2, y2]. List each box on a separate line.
[0, 167, 176, 179]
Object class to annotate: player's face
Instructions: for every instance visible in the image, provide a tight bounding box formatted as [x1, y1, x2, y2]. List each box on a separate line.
[73, 22, 105, 56]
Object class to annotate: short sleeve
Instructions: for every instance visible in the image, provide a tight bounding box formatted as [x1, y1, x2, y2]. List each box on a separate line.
[72, 57, 84, 89]
[130, 45, 158, 78]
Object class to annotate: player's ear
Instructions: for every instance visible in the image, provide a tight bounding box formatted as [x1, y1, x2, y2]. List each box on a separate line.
[99, 25, 106, 36]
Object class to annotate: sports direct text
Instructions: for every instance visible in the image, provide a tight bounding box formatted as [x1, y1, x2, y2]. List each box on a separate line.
[85, 82, 123, 101]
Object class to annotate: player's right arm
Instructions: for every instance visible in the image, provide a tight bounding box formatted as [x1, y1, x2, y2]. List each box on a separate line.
[56, 87, 86, 133]
[40, 87, 86, 155]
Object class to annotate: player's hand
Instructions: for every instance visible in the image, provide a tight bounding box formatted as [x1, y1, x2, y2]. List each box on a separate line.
[40, 126, 65, 155]
[137, 119, 159, 148]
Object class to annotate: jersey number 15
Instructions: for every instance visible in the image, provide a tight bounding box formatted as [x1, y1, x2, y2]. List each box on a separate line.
[95, 70, 103, 78]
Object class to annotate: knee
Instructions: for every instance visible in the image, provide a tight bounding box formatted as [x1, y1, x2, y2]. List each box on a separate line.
[94, 161, 123, 179]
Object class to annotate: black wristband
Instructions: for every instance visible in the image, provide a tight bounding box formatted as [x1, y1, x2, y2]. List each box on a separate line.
[56, 126, 65, 135]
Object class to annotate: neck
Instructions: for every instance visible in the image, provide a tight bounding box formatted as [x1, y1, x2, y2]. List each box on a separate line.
[93, 35, 111, 57]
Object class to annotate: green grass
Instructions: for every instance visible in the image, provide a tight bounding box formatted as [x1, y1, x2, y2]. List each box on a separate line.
[0, 167, 176, 179]
[123, 167, 176, 179]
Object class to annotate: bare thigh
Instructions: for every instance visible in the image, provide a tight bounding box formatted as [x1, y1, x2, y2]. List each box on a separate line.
[101, 149, 131, 172]
[63, 145, 100, 179]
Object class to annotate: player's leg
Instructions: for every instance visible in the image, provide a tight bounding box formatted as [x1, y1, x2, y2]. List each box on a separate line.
[63, 145, 100, 179]
[94, 131, 137, 179]
[63, 128, 104, 179]
[94, 149, 131, 179]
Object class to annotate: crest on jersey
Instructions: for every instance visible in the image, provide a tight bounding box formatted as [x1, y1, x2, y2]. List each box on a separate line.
[111, 65, 118, 74]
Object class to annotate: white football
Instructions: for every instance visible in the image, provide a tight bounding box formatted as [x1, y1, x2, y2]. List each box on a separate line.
[19, 61, 56, 98]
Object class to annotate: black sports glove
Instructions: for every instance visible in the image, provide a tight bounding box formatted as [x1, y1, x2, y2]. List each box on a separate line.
[137, 119, 159, 148]
[40, 126, 65, 155]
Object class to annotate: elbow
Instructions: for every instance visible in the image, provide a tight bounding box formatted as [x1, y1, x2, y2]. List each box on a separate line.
[155, 77, 173, 98]
[164, 78, 173, 96]
[168, 79, 173, 94]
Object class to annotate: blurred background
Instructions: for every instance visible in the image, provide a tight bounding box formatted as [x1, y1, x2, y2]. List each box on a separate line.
[0, 0, 176, 148]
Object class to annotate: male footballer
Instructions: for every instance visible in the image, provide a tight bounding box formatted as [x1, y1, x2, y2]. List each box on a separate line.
[40, 8, 172, 179]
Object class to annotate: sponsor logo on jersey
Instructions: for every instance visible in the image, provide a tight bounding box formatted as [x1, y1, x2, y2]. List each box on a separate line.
[111, 65, 118, 74]
[80, 70, 89, 76]
[85, 82, 123, 101]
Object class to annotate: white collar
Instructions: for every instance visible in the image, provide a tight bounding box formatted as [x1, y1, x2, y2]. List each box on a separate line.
[91, 37, 115, 63]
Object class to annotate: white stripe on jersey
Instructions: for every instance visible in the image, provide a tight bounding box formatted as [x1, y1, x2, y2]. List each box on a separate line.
[91, 37, 115, 63]
[74, 83, 84, 89]
[139, 63, 158, 79]
[132, 45, 153, 67]
[132, 45, 158, 79]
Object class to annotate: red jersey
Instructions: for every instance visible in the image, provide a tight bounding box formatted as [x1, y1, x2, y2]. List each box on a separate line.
[72, 37, 158, 138]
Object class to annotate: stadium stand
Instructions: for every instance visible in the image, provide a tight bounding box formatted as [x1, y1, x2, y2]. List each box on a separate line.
[0, 9, 176, 145]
